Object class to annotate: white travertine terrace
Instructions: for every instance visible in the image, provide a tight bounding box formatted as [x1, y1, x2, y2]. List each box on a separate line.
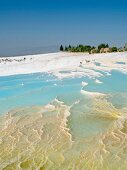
[0, 52, 127, 78]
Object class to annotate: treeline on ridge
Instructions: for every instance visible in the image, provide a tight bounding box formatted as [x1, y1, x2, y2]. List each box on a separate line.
[60, 43, 127, 54]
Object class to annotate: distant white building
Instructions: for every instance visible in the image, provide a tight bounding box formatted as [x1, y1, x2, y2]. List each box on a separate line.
[100, 48, 111, 53]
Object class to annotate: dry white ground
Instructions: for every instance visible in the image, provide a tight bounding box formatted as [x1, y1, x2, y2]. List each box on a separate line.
[0, 52, 127, 79]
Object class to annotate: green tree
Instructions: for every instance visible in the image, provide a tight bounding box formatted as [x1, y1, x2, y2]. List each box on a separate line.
[68, 45, 71, 49]
[98, 44, 109, 51]
[111, 47, 117, 52]
[60, 45, 64, 51]
[84, 45, 92, 53]
[124, 43, 127, 51]
[106, 44, 109, 48]
[65, 46, 68, 51]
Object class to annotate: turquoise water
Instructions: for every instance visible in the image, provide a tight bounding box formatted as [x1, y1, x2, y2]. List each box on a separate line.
[0, 71, 127, 170]
[0, 73, 85, 114]
[0, 71, 127, 115]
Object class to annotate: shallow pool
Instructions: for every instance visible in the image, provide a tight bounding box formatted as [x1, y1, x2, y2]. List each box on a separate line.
[0, 71, 127, 170]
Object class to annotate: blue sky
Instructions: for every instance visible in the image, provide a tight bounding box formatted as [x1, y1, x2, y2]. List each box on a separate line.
[0, 0, 127, 56]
